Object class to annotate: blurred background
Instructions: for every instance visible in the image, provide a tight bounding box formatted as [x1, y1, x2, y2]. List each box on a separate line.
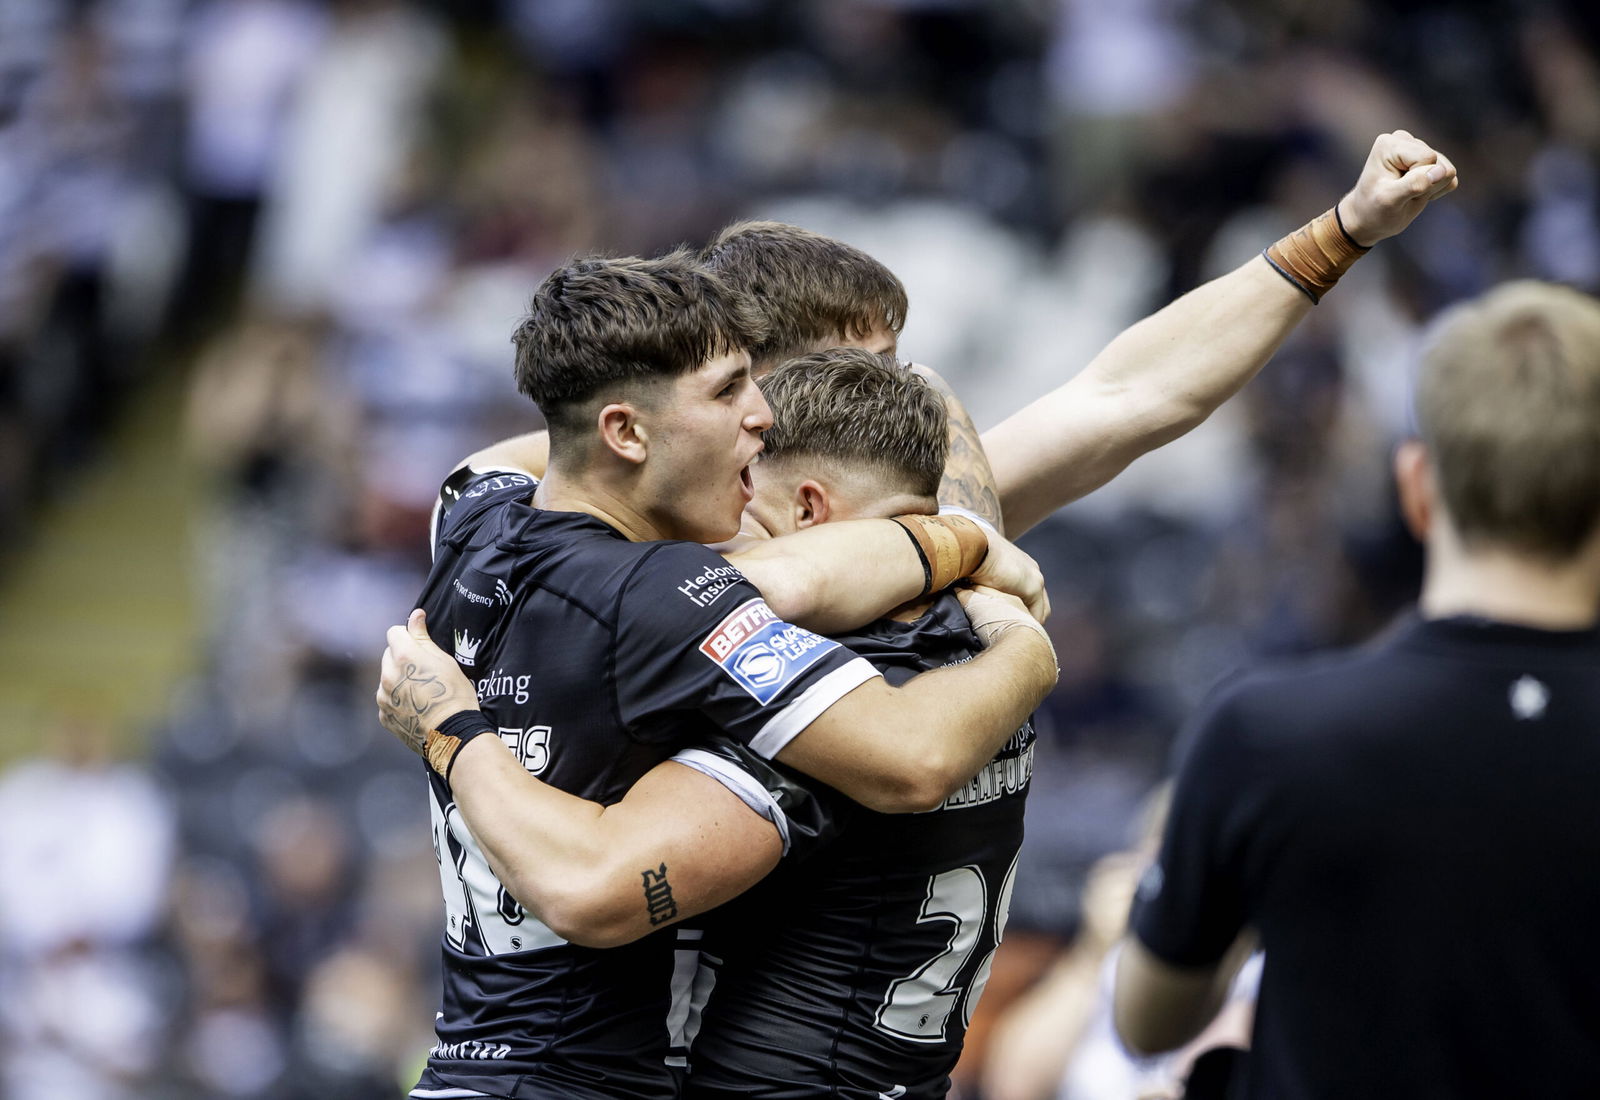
[0, 0, 1595, 1096]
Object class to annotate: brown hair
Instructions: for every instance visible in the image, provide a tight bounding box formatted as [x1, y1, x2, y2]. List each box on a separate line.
[512, 253, 767, 450]
[700, 221, 907, 369]
[758, 348, 946, 498]
[1417, 280, 1600, 558]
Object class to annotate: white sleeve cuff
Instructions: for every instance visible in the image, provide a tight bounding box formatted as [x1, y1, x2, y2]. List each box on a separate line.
[670, 747, 792, 857]
[937, 504, 998, 536]
[748, 657, 882, 760]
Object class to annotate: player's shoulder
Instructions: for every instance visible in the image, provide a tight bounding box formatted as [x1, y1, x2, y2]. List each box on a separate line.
[431, 464, 539, 552]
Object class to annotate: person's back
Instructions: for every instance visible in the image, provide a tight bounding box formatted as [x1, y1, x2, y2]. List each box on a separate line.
[1117, 281, 1600, 1098]
[1166, 617, 1600, 1097]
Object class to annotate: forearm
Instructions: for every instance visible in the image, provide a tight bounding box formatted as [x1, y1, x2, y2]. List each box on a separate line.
[728, 518, 953, 633]
[987, 256, 1309, 535]
[1112, 932, 1257, 1056]
[912, 364, 1005, 530]
[778, 626, 1057, 813]
[447, 737, 613, 940]
[448, 741, 780, 948]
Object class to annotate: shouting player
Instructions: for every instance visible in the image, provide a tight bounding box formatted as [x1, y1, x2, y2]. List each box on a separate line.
[389, 252, 1058, 1100]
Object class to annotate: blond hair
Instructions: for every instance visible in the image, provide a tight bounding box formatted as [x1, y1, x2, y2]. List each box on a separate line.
[1418, 280, 1600, 558]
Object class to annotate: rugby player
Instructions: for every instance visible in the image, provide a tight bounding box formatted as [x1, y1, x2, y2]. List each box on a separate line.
[1114, 284, 1600, 1096]
[385, 252, 1059, 1100]
[383, 131, 1460, 1098]
[384, 351, 1040, 1097]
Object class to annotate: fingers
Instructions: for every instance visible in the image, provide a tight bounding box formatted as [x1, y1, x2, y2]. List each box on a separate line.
[409, 607, 429, 639]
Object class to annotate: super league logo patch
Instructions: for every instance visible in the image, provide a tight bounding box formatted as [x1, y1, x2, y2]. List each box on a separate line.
[699, 598, 840, 704]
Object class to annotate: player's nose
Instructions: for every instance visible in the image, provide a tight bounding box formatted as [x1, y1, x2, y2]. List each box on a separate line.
[745, 386, 774, 434]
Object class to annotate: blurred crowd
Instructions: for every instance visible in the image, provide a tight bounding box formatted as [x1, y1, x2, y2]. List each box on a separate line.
[2, 0, 1597, 1096]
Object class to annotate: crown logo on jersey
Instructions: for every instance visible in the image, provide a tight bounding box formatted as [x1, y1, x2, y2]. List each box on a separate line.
[454, 630, 482, 667]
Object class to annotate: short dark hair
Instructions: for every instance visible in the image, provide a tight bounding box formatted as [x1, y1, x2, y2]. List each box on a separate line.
[700, 221, 908, 369]
[758, 348, 946, 498]
[1418, 280, 1600, 558]
[512, 253, 767, 449]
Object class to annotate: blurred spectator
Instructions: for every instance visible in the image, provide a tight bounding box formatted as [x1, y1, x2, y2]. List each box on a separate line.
[4, 2, 1598, 1095]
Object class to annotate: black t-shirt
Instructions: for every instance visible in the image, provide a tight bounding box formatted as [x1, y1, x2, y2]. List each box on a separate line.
[414, 467, 878, 1100]
[1132, 613, 1600, 1099]
[688, 594, 1036, 1100]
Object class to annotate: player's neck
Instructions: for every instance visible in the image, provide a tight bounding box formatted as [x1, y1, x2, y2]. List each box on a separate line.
[1420, 531, 1600, 631]
[533, 468, 663, 542]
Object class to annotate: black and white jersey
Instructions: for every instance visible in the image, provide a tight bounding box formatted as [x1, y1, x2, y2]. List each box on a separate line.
[687, 594, 1037, 1100]
[413, 467, 879, 1100]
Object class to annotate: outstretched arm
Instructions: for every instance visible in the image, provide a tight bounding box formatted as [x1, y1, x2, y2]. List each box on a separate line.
[985, 130, 1460, 536]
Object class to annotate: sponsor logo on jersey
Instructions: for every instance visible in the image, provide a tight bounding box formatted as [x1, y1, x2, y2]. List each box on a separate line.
[462, 472, 532, 499]
[452, 576, 512, 607]
[430, 1038, 513, 1061]
[699, 598, 840, 704]
[677, 563, 745, 608]
[454, 629, 483, 667]
[477, 667, 531, 705]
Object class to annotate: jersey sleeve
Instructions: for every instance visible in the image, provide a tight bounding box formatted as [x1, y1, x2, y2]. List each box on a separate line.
[668, 736, 844, 862]
[613, 541, 881, 758]
[1129, 686, 1254, 968]
[429, 464, 539, 558]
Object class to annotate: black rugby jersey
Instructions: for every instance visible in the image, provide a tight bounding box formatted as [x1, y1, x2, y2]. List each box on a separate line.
[687, 593, 1037, 1100]
[413, 467, 878, 1100]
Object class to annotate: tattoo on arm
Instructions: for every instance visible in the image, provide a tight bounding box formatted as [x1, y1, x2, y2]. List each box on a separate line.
[641, 862, 679, 926]
[385, 662, 449, 757]
[914, 366, 1004, 529]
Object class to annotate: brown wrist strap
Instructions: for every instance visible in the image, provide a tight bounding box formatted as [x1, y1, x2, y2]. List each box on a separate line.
[1262, 205, 1371, 304]
[424, 710, 495, 784]
[891, 514, 989, 595]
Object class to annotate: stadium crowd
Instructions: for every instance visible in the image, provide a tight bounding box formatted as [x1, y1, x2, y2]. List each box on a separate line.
[1, 0, 1597, 1097]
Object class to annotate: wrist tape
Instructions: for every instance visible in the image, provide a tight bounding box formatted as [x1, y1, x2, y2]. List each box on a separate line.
[1262, 205, 1371, 304]
[891, 514, 989, 596]
[424, 710, 495, 784]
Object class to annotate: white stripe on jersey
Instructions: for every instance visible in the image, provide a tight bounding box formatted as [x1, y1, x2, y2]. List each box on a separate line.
[669, 747, 794, 856]
[748, 657, 881, 759]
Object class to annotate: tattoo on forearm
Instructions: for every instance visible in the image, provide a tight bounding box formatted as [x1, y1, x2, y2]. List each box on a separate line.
[641, 862, 679, 926]
[385, 662, 450, 757]
[916, 368, 1004, 528]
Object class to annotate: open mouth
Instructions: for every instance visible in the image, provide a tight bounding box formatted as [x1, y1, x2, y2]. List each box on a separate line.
[739, 464, 754, 500]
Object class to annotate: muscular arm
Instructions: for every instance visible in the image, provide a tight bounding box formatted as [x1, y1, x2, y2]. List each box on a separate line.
[456, 430, 550, 479]
[379, 614, 780, 949]
[985, 131, 1459, 536]
[727, 515, 1047, 631]
[775, 589, 1057, 813]
[448, 746, 780, 949]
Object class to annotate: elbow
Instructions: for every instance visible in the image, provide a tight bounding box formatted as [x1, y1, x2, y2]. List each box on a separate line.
[859, 760, 963, 815]
[510, 872, 646, 950]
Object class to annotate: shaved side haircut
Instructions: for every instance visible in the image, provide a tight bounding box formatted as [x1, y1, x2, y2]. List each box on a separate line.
[758, 348, 946, 498]
[512, 253, 767, 454]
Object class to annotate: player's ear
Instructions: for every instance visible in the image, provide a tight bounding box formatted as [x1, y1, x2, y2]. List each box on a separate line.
[795, 480, 830, 530]
[1394, 439, 1433, 542]
[597, 403, 649, 465]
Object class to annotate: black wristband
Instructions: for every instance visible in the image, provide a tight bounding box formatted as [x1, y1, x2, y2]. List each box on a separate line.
[438, 710, 494, 741]
[890, 517, 934, 597]
[430, 709, 495, 784]
[1333, 202, 1373, 251]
